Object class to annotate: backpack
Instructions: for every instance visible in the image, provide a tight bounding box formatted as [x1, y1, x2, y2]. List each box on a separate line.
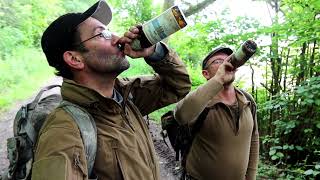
[160, 89, 256, 179]
[0, 85, 97, 180]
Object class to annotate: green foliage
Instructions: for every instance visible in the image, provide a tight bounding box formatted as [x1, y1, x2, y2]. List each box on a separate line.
[0, 0, 64, 57]
[149, 104, 175, 123]
[108, 0, 160, 33]
[120, 57, 153, 77]
[0, 47, 54, 111]
[170, 11, 261, 67]
[259, 76, 320, 179]
[0, 0, 95, 111]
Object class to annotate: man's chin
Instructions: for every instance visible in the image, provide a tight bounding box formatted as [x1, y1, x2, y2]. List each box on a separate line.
[224, 77, 235, 86]
[116, 62, 130, 75]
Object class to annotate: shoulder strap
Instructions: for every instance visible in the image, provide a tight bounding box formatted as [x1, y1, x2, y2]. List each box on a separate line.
[191, 108, 210, 136]
[239, 89, 256, 117]
[59, 101, 97, 178]
[29, 84, 61, 110]
[23, 85, 61, 143]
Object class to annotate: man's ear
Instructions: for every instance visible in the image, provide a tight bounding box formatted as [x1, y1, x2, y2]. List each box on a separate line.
[63, 51, 84, 70]
[202, 70, 210, 80]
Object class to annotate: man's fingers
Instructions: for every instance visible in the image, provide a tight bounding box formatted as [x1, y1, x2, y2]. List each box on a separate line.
[124, 31, 138, 39]
[129, 26, 139, 33]
[223, 61, 234, 71]
[117, 36, 133, 44]
[225, 54, 233, 62]
[124, 44, 142, 58]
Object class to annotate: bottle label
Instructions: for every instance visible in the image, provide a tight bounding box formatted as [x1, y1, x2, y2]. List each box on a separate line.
[142, 7, 182, 45]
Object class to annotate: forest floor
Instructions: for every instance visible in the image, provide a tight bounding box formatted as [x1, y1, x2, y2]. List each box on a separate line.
[0, 77, 180, 179]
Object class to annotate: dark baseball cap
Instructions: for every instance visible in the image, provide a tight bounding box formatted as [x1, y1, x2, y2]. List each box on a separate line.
[202, 47, 233, 69]
[41, 0, 112, 68]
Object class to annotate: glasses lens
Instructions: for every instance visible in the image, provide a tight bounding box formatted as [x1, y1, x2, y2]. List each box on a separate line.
[101, 30, 112, 40]
[214, 59, 224, 64]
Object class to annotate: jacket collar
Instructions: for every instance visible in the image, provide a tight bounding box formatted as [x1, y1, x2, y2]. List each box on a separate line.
[207, 87, 251, 109]
[61, 78, 123, 108]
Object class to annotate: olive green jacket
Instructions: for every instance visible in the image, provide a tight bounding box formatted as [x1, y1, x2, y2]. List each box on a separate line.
[31, 49, 191, 180]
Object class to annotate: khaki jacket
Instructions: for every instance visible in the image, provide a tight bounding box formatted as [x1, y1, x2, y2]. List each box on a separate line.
[174, 79, 259, 180]
[31, 49, 191, 180]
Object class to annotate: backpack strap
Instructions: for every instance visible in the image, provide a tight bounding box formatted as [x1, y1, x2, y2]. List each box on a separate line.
[238, 89, 256, 117]
[59, 101, 97, 178]
[23, 85, 61, 144]
[29, 85, 61, 110]
[191, 108, 210, 135]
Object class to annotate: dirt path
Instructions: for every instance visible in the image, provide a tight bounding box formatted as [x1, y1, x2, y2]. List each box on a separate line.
[0, 77, 180, 179]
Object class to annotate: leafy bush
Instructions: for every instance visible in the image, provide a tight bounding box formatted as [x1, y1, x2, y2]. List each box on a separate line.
[0, 47, 54, 111]
[259, 76, 320, 179]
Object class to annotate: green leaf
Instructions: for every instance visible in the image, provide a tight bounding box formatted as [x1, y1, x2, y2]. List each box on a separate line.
[304, 169, 313, 175]
[269, 149, 276, 156]
[304, 129, 313, 133]
[315, 164, 320, 169]
[315, 99, 320, 106]
[289, 145, 295, 150]
[271, 155, 279, 160]
[276, 152, 284, 158]
[274, 146, 283, 150]
[296, 146, 303, 151]
[316, 123, 320, 129]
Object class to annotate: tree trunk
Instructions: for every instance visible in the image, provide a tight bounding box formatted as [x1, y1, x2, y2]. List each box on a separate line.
[309, 40, 316, 77]
[296, 42, 307, 86]
[283, 48, 290, 92]
[250, 63, 255, 98]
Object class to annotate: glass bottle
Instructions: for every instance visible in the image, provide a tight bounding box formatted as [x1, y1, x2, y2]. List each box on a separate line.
[119, 6, 187, 51]
[230, 40, 257, 68]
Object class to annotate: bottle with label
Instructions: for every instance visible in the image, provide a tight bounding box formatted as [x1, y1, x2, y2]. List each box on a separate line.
[230, 40, 257, 68]
[118, 5, 187, 51]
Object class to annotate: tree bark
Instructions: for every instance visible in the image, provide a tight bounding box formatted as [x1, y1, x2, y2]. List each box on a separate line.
[296, 42, 307, 86]
[309, 40, 316, 77]
[283, 48, 290, 92]
[250, 63, 255, 98]
[183, 0, 217, 17]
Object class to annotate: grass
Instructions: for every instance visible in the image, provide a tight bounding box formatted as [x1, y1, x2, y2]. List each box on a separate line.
[0, 47, 55, 112]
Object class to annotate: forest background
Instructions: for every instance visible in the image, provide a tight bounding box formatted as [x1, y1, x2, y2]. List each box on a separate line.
[0, 0, 319, 179]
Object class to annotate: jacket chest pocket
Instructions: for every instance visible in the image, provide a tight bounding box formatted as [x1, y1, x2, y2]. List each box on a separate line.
[95, 140, 128, 180]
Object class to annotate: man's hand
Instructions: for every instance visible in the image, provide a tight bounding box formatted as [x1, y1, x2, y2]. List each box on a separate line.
[213, 55, 236, 85]
[116, 26, 156, 58]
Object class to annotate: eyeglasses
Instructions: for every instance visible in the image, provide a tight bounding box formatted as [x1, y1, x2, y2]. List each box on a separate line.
[76, 29, 112, 45]
[204, 59, 224, 69]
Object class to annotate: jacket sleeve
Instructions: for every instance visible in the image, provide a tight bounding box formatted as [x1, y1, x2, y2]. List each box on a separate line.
[246, 104, 259, 180]
[32, 108, 88, 180]
[174, 77, 223, 125]
[121, 43, 191, 116]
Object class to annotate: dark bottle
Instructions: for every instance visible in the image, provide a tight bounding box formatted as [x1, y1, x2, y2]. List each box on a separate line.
[118, 5, 187, 51]
[230, 40, 257, 68]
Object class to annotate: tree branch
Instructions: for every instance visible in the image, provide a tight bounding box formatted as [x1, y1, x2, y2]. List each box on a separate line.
[260, 83, 272, 93]
[183, 0, 217, 17]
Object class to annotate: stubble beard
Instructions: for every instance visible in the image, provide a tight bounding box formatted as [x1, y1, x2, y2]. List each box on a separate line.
[224, 73, 236, 86]
[84, 51, 130, 75]
[224, 76, 235, 86]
